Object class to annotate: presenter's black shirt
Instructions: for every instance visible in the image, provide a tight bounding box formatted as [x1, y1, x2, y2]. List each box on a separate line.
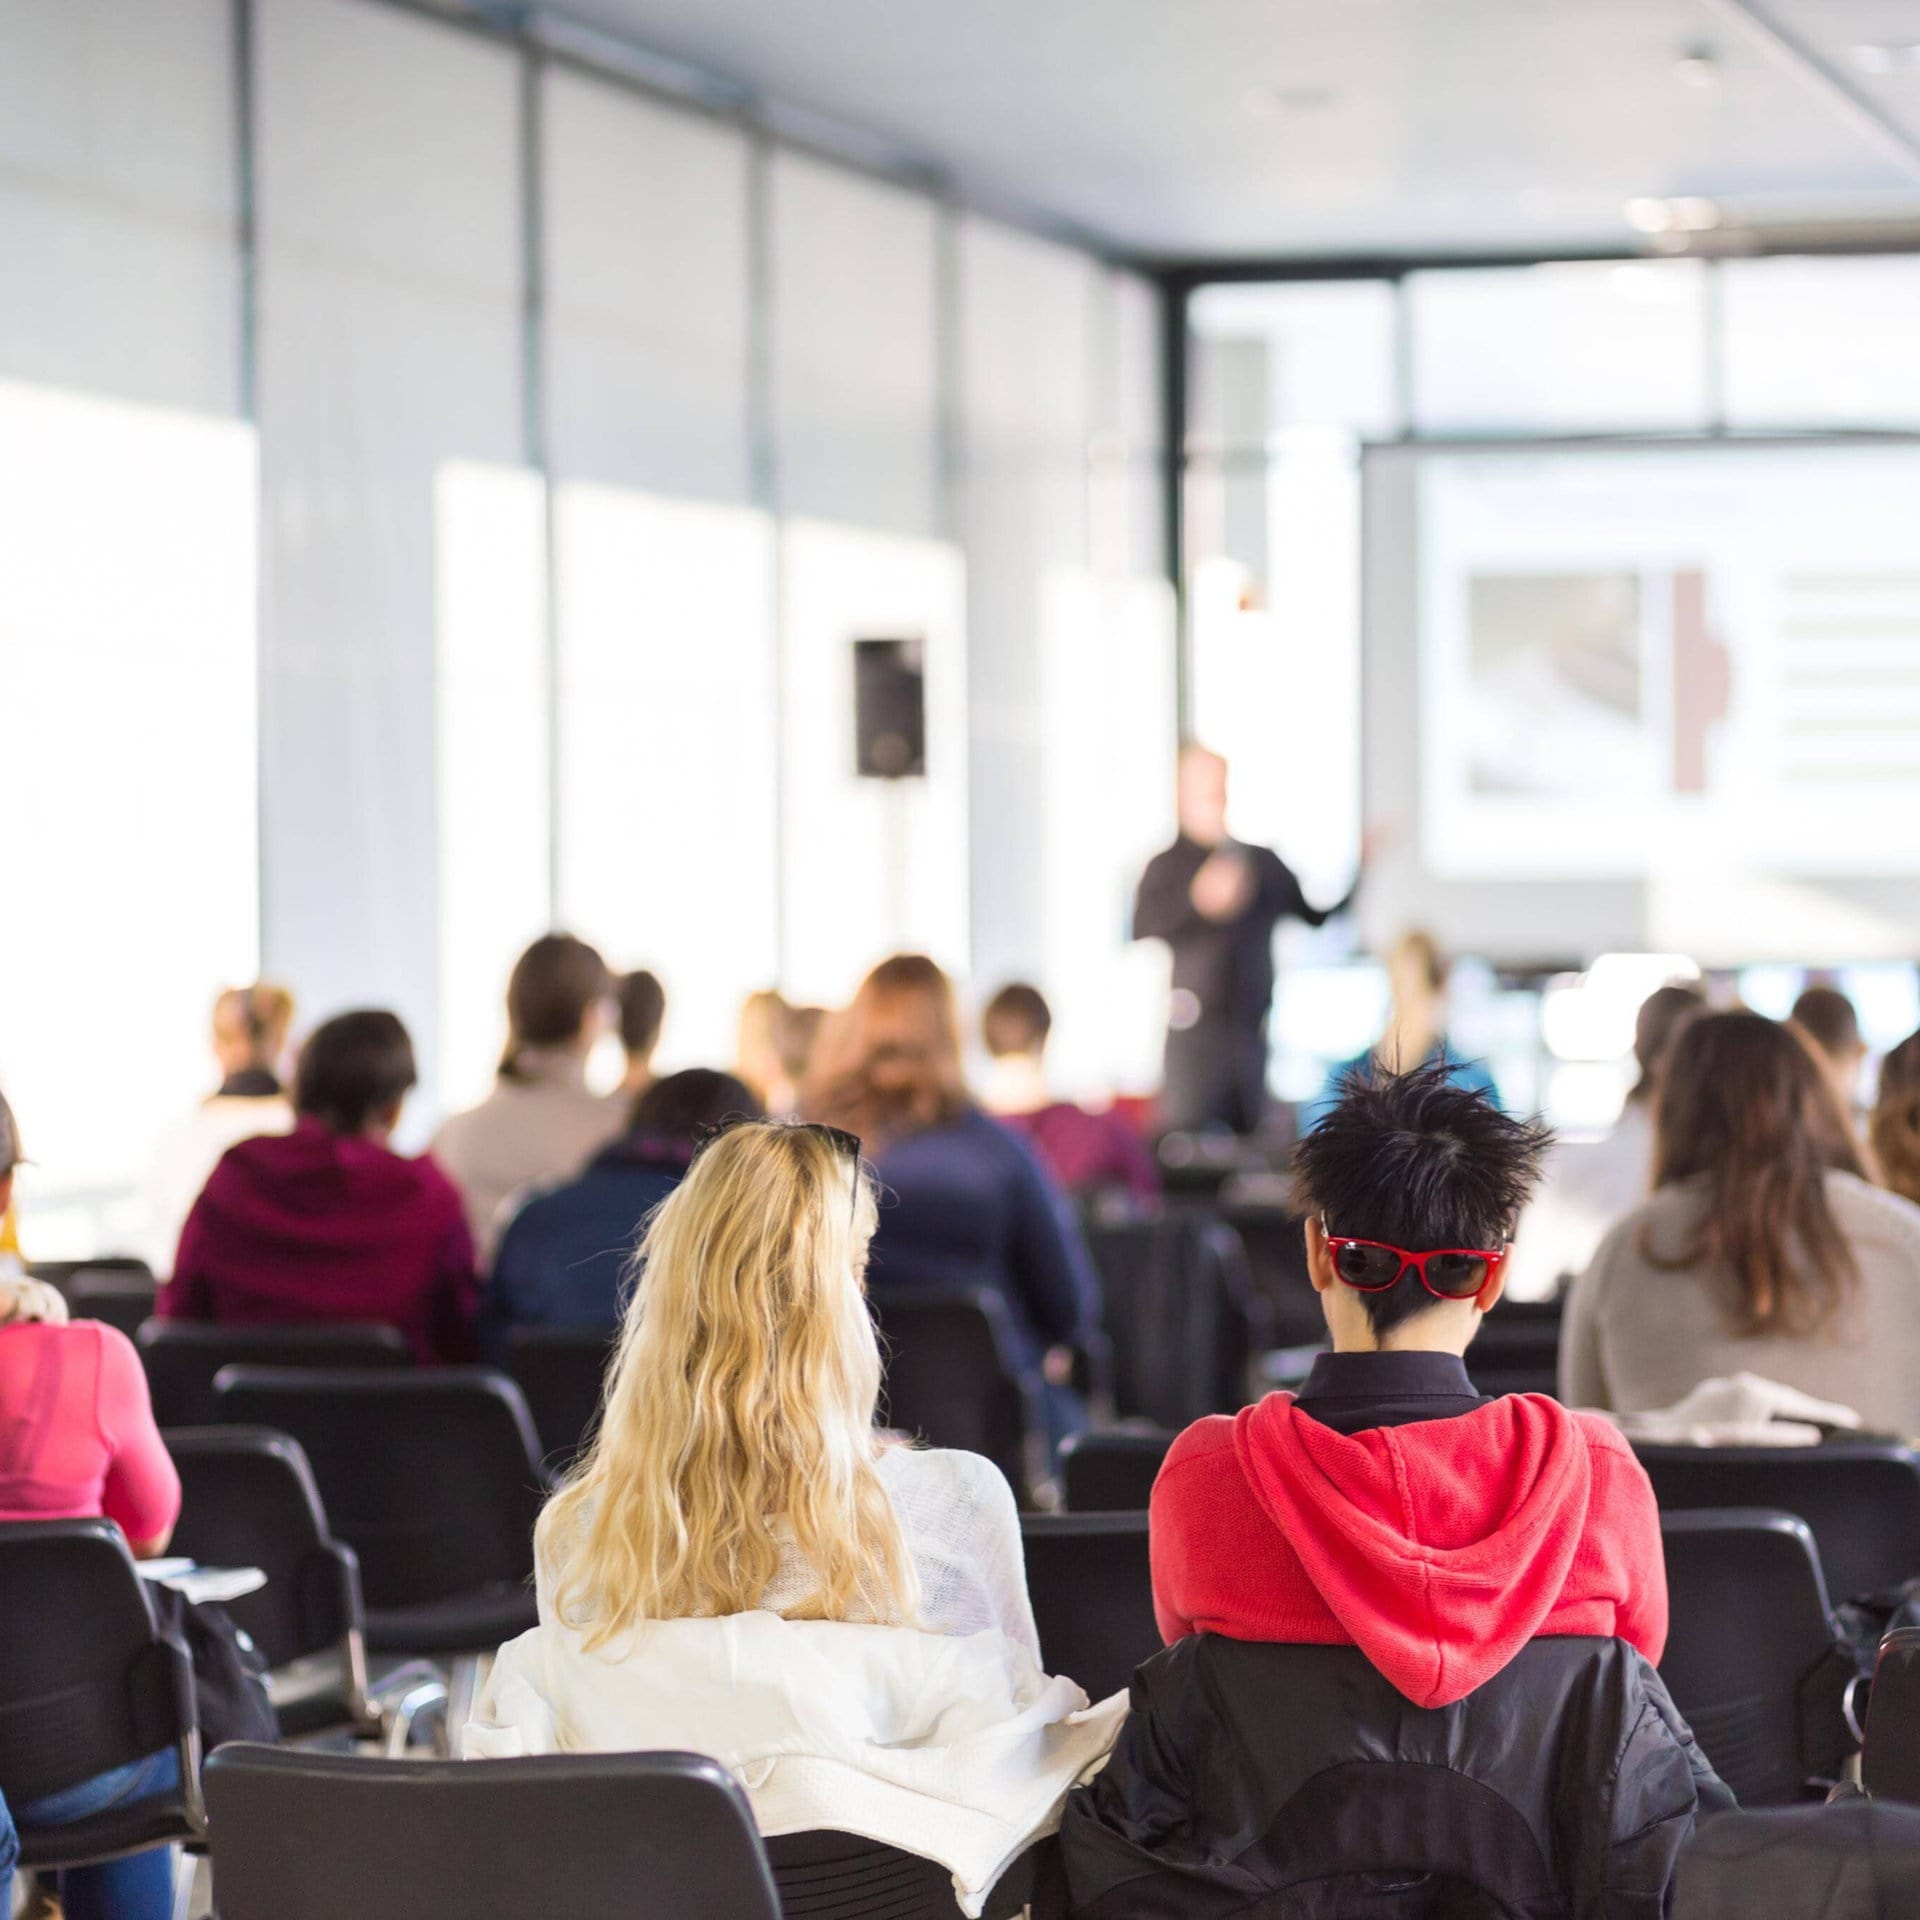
[1132, 834, 1356, 1031]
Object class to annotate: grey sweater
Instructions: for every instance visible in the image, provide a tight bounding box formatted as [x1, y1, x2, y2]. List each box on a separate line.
[1560, 1171, 1920, 1440]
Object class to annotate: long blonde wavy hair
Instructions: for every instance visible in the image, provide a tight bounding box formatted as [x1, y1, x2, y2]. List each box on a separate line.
[536, 1120, 917, 1649]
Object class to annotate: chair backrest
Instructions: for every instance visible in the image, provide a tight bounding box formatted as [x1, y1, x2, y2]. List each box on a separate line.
[871, 1288, 1038, 1496]
[1672, 1799, 1920, 1918]
[138, 1319, 411, 1428]
[501, 1325, 614, 1468]
[1059, 1427, 1173, 1512]
[68, 1270, 159, 1341]
[212, 1369, 545, 1609]
[28, 1256, 155, 1295]
[1637, 1440, 1920, 1604]
[0, 1519, 197, 1805]
[1213, 1200, 1322, 1346]
[1083, 1215, 1270, 1427]
[204, 1745, 782, 1920]
[1465, 1298, 1564, 1399]
[1658, 1508, 1856, 1804]
[164, 1425, 360, 1673]
[1864, 1625, 1920, 1805]
[1021, 1512, 1158, 1701]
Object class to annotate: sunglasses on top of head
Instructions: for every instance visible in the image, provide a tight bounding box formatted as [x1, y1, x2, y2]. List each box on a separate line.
[691, 1117, 865, 1225]
[1320, 1218, 1508, 1304]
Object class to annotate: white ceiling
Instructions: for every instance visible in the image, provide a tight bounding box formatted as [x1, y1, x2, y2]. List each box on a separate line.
[558, 0, 1920, 259]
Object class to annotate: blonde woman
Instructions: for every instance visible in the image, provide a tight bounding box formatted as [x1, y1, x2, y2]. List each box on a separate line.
[467, 1121, 1121, 1912]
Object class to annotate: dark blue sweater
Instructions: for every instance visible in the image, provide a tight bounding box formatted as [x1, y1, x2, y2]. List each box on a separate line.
[868, 1108, 1102, 1370]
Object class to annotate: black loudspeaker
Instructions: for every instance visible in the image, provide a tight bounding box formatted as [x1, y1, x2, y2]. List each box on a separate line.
[853, 638, 926, 779]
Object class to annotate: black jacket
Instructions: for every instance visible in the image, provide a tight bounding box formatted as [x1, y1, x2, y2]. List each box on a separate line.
[1673, 1800, 1920, 1917]
[1061, 1635, 1734, 1919]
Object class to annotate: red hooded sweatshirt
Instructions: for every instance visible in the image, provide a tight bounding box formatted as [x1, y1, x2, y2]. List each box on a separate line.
[1150, 1390, 1667, 1709]
[161, 1118, 478, 1364]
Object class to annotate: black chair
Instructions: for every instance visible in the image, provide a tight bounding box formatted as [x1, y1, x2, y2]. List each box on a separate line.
[211, 1369, 544, 1661]
[0, 1520, 205, 1875]
[1059, 1427, 1173, 1512]
[1213, 1197, 1322, 1346]
[1083, 1214, 1272, 1427]
[1021, 1512, 1158, 1701]
[1658, 1509, 1863, 1805]
[1637, 1440, 1920, 1604]
[1863, 1624, 1920, 1804]
[765, 1829, 1061, 1920]
[1466, 1297, 1563, 1399]
[137, 1320, 410, 1428]
[29, 1256, 155, 1295]
[1672, 1799, 1920, 1917]
[871, 1288, 1042, 1498]
[202, 1744, 782, 1919]
[164, 1427, 378, 1741]
[501, 1324, 614, 1467]
[68, 1270, 159, 1341]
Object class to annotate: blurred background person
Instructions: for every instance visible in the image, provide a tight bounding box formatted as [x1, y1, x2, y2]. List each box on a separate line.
[163, 1010, 476, 1363]
[487, 1067, 761, 1350]
[613, 968, 666, 1102]
[1791, 983, 1868, 1121]
[804, 955, 1101, 1443]
[1505, 980, 1707, 1298]
[1561, 1011, 1920, 1433]
[1302, 931, 1498, 1128]
[141, 983, 296, 1278]
[1871, 1028, 1920, 1211]
[1134, 745, 1372, 1137]
[0, 1086, 22, 1271]
[736, 988, 825, 1119]
[433, 933, 621, 1261]
[980, 982, 1158, 1209]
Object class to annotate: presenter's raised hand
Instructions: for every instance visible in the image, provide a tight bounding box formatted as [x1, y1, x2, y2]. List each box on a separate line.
[1191, 848, 1256, 922]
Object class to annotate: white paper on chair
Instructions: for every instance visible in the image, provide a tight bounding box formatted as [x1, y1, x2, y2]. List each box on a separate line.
[136, 1560, 268, 1605]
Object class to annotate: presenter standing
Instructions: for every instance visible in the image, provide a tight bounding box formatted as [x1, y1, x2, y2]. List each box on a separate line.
[1133, 745, 1370, 1135]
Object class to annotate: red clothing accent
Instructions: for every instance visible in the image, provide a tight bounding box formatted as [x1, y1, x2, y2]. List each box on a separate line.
[0, 1320, 181, 1544]
[161, 1118, 478, 1364]
[1000, 1103, 1160, 1205]
[1150, 1390, 1667, 1709]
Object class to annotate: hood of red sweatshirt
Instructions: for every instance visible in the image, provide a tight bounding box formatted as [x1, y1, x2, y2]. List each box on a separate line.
[204, 1118, 452, 1254]
[1231, 1391, 1595, 1708]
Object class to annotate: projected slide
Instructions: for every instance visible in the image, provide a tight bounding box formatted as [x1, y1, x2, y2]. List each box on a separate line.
[1419, 445, 1920, 877]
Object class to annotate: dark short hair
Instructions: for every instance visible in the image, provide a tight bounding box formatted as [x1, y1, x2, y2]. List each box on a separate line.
[629, 1069, 764, 1143]
[617, 970, 667, 1059]
[982, 983, 1051, 1058]
[1630, 982, 1707, 1100]
[0, 1087, 19, 1177]
[501, 933, 610, 1079]
[1791, 985, 1862, 1065]
[294, 1011, 417, 1135]
[1292, 1061, 1551, 1337]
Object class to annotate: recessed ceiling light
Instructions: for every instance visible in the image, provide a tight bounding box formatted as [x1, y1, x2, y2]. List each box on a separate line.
[1624, 197, 1675, 234]
[1622, 195, 1724, 236]
[1673, 48, 1720, 88]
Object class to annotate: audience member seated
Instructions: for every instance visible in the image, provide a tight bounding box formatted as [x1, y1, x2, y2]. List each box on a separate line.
[432, 934, 622, 1261]
[804, 956, 1101, 1434]
[980, 983, 1158, 1208]
[1562, 1010, 1920, 1433]
[1301, 929, 1500, 1127]
[1872, 1027, 1920, 1210]
[735, 988, 823, 1119]
[141, 983, 296, 1278]
[1506, 979, 1706, 1297]
[0, 1089, 185, 1920]
[1792, 983, 1867, 1118]
[162, 1010, 476, 1363]
[1151, 1063, 1665, 1692]
[466, 1122, 1122, 1909]
[613, 969, 665, 1101]
[487, 1068, 761, 1348]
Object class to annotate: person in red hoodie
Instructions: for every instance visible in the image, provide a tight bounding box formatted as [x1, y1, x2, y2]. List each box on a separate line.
[161, 1010, 477, 1364]
[1151, 1059, 1666, 1709]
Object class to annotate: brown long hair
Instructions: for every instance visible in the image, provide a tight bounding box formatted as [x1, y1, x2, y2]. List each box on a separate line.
[802, 955, 969, 1150]
[500, 934, 610, 1081]
[1649, 1010, 1867, 1337]
[1871, 1029, 1920, 1210]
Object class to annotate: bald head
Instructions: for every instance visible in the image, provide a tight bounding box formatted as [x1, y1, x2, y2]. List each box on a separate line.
[1177, 745, 1230, 846]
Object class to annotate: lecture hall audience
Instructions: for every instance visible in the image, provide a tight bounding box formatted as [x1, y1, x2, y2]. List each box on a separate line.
[486, 1067, 761, 1349]
[1792, 983, 1868, 1119]
[802, 956, 1102, 1434]
[431, 934, 623, 1261]
[162, 1010, 477, 1364]
[466, 1121, 1120, 1906]
[141, 983, 296, 1278]
[1871, 1025, 1920, 1210]
[0, 1088, 185, 1920]
[979, 982, 1158, 1208]
[1562, 1009, 1920, 1432]
[612, 968, 666, 1101]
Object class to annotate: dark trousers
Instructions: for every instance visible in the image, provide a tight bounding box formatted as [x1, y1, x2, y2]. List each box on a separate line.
[1160, 1018, 1269, 1135]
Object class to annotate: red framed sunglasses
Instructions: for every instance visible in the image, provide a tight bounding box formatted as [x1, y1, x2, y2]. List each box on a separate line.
[1321, 1220, 1508, 1303]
